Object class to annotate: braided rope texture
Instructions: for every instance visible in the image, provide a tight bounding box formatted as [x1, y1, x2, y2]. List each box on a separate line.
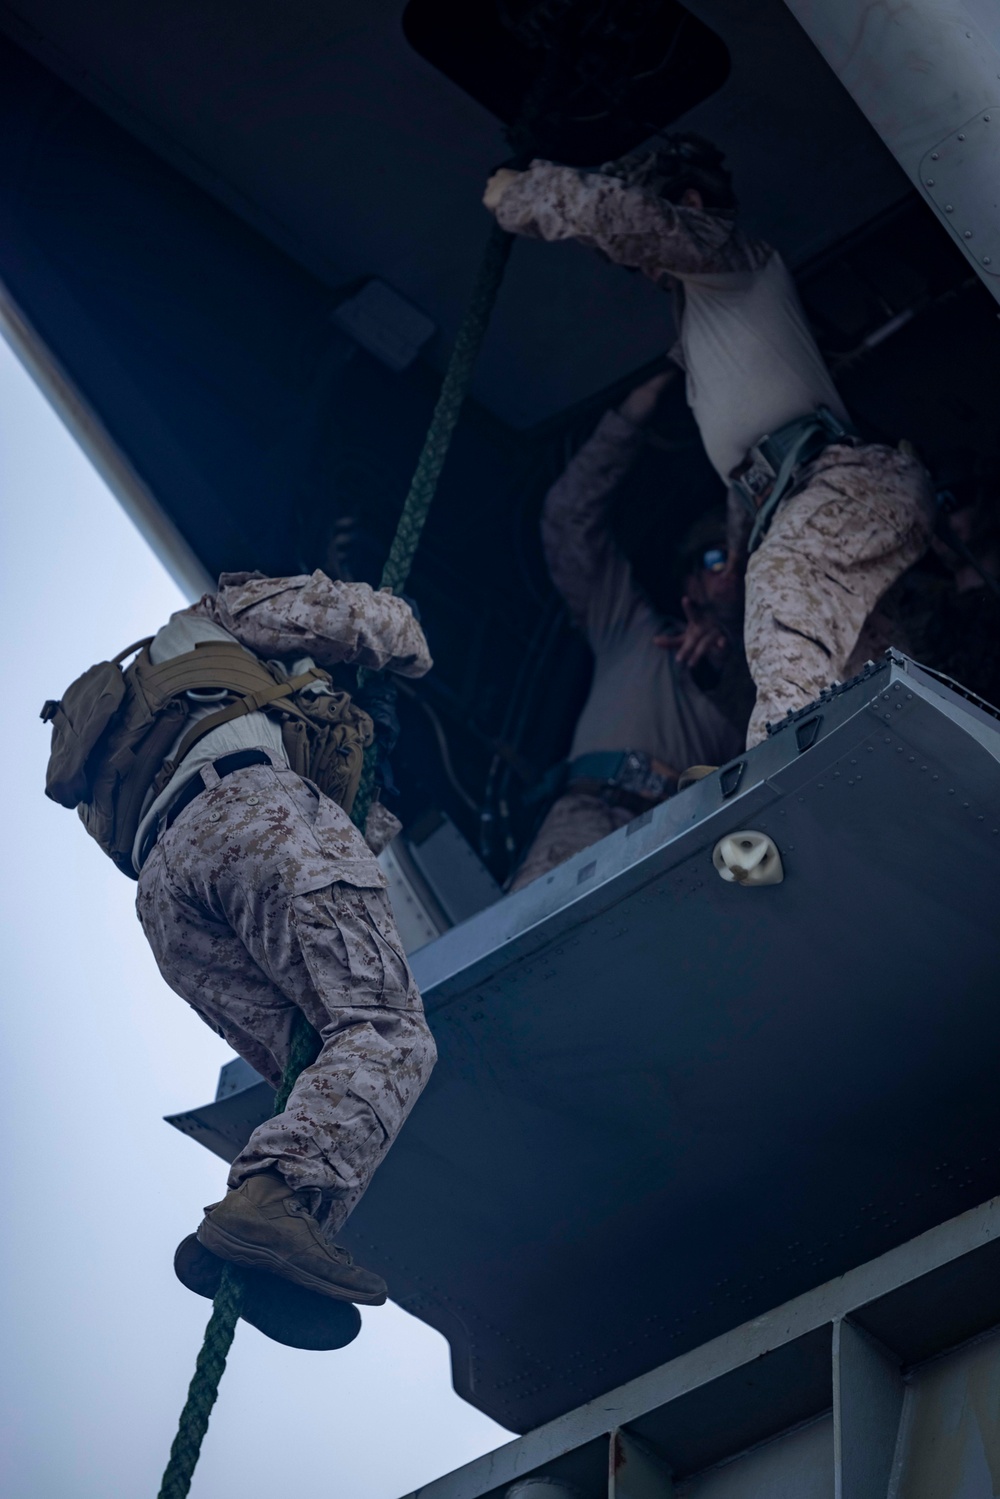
[349, 748, 380, 835]
[157, 1011, 319, 1497]
[380, 222, 513, 595]
[273, 1009, 324, 1115]
[157, 1265, 244, 1499]
[351, 220, 512, 833]
[158, 220, 512, 1499]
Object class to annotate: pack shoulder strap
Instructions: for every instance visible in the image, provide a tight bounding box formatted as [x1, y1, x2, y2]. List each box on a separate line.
[152, 668, 324, 788]
[113, 637, 154, 666]
[134, 641, 286, 710]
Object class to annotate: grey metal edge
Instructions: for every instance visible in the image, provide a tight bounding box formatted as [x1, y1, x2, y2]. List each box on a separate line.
[399, 1193, 1000, 1499]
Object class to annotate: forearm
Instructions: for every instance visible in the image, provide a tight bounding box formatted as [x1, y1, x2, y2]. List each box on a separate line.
[542, 410, 645, 623]
[196, 571, 432, 677]
[493, 161, 761, 280]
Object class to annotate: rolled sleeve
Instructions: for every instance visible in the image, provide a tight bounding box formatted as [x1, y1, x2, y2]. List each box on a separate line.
[494, 161, 766, 282]
[197, 571, 433, 676]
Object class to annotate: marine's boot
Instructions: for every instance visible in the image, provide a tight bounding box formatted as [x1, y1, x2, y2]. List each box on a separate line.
[173, 1234, 362, 1350]
[196, 1170, 387, 1305]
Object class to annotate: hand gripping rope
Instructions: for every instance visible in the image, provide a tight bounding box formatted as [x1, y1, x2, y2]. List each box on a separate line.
[156, 219, 513, 1499]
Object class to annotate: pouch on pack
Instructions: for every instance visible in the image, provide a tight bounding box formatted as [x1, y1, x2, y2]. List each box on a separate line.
[41, 638, 373, 877]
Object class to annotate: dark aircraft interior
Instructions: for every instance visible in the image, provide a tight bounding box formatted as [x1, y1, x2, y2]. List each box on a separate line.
[9, 4, 1000, 1437]
[2, 0, 999, 892]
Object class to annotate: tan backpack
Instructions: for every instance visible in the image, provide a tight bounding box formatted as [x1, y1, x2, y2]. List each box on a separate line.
[41, 638, 373, 877]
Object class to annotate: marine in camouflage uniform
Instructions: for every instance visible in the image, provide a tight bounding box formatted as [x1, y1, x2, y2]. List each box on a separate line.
[136, 571, 436, 1304]
[510, 377, 749, 891]
[845, 465, 1000, 705]
[743, 445, 931, 742]
[486, 141, 933, 747]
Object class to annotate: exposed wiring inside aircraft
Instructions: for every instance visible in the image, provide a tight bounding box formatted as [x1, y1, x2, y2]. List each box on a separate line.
[481, 595, 568, 869]
[396, 680, 482, 812]
[827, 275, 979, 375]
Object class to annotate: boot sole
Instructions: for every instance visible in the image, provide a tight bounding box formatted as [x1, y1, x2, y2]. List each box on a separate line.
[197, 1219, 387, 1306]
[174, 1235, 363, 1349]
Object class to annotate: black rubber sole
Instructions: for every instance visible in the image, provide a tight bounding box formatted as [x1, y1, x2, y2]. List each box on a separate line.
[174, 1235, 362, 1351]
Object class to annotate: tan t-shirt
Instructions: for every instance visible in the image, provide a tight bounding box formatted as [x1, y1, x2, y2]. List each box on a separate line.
[131, 613, 289, 871]
[673, 251, 848, 481]
[542, 411, 748, 773]
[495, 164, 848, 481]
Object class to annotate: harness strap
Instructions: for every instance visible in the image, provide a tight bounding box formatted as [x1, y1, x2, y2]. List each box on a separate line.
[740, 405, 860, 554]
[115, 702, 190, 848]
[136, 641, 296, 708]
[112, 636, 154, 667]
[568, 749, 675, 802]
[745, 423, 825, 554]
[155, 670, 321, 788]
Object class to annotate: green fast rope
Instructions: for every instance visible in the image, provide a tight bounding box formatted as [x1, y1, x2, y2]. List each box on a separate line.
[379, 220, 513, 597]
[157, 1265, 244, 1499]
[157, 221, 513, 1499]
[273, 1008, 324, 1113]
[350, 219, 514, 833]
[157, 1016, 318, 1499]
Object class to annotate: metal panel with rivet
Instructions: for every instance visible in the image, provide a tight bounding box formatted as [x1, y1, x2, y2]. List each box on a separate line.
[168, 653, 1000, 1435]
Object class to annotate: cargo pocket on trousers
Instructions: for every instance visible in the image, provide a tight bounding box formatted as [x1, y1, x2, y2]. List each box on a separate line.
[291, 882, 412, 1009]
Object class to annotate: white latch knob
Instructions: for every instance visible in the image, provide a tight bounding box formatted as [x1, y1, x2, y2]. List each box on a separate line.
[712, 830, 784, 886]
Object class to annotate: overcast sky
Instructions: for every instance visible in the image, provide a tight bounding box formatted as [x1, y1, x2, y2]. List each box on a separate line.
[0, 333, 510, 1498]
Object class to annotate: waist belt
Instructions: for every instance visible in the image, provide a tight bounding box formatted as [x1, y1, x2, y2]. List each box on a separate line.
[567, 750, 674, 805]
[162, 748, 273, 833]
[733, 405, 859, 554]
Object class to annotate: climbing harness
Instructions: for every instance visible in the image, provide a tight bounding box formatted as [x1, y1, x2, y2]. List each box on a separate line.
[733, 405, 859, 554]
[524, 749, 676, 815]
[157, 220, 514, 1499]
[565, 749, 676, 806]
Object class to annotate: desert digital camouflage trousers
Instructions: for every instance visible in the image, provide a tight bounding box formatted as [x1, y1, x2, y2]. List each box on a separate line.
[744, 442, 933, 747]
[136, 757, 436, 1239]
[509, 790, 634, 891]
